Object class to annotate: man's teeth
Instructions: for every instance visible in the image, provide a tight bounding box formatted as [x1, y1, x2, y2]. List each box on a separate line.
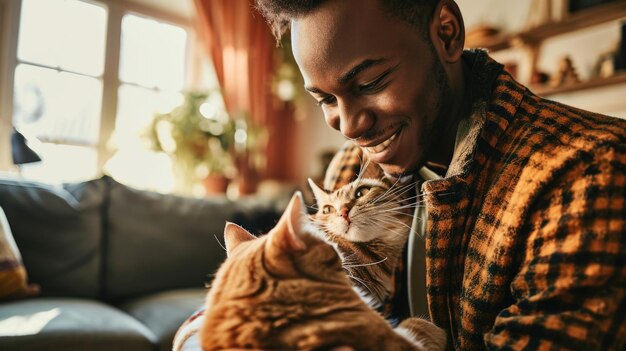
[366, 131, 399, 154]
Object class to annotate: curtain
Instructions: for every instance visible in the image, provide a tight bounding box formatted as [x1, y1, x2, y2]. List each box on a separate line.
[194, 0, 296, 183]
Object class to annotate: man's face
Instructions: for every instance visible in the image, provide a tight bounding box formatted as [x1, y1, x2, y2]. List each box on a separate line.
[292, 0, 449, 177]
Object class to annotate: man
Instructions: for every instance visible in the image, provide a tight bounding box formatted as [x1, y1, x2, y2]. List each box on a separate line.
[255, 0, 626, 349]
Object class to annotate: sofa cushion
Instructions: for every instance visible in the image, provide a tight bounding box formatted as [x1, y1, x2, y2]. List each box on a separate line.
[0, 298, 155, 351]
[118, 288, 206, 351]
[0, 176, 106, 298]
[104, 178, 281, 301]
[0, 206, 39, 300]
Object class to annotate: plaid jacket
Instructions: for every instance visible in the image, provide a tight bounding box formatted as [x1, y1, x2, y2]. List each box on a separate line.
[325, 50, 626, 350]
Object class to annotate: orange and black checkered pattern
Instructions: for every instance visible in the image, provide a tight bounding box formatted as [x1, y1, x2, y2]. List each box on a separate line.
[325, 50, 626, 350]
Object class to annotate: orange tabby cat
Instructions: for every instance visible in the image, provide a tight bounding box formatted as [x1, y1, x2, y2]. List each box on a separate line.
[199, 192, 446, 351]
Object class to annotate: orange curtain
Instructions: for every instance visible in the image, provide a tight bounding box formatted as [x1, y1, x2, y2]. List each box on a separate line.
[194, 0, 295, 181]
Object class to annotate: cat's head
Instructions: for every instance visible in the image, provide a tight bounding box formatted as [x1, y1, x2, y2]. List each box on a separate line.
[211, 192, 347, 301]
[308, 176, 413, 244]
[202, 192, 369, 350]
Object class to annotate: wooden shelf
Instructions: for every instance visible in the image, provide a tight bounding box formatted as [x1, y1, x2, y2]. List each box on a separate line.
[466, 1, 626, 51]
[519, 1, 626, 45]
[530, 72, 626, 96]
[465, 34, 511, 52]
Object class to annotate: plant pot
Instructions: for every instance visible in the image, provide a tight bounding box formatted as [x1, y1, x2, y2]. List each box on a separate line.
[202, 174, 229, 195]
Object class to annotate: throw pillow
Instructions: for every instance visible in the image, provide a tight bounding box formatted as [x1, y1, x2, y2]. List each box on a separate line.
[0, 206, 39, 300]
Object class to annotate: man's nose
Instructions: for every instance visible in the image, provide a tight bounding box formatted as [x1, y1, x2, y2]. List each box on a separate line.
[326, 100, 375, 140]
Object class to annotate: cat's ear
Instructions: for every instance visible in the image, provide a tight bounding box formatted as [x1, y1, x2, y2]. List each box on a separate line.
[224, 222, 255, 255]
[307, 178, 327, 202]
[271, 192, 306, 253]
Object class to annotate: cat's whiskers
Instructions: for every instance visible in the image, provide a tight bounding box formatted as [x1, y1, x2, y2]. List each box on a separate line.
[353, 215, 412, 238]
[380, 202, 427, 212]
[365, 199, 427, 211]
[378, 187, 457, 206]
[371, 175, 404, 204]
[343, 256, 388, 268]
[355, 204, 423, 220]
[373, 191, 412, 208]
[345, 272, 376, 296]
[375, 209, 415, 217]
[341, 252, 359, 263]
[372, 215, 416, 235]
[214, 234, 227, 252]
[354, 154, 371, 187]
[371, 178, 412, 205]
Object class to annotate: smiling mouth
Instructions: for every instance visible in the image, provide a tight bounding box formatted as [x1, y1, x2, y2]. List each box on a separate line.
[364, 127, 402, 154]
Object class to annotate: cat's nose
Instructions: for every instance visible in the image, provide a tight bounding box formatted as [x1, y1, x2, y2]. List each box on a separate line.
[339, 207, 350, 224]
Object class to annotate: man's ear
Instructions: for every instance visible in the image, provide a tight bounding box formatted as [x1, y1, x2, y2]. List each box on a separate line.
[224, 222, 255, 255]
[430, 0, 465, 63]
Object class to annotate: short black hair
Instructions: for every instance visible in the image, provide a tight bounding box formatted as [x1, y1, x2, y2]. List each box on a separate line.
[255, 0, 440, 42]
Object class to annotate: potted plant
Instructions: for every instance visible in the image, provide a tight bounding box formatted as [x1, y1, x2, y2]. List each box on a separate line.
[148, 91, 236, 195]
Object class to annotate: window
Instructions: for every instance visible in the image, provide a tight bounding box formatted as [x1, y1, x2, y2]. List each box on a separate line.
[13, 0, 107, 182]
[104, 13, 188, 192]
[8, 0, 193, 188]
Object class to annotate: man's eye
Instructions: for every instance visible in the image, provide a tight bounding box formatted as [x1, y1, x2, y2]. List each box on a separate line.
[358, 77, 384, 93]
[355, 186, 371, 199]
[316, 95, 337, 107]
[322, 205, 336, 214]
[358, 70, 391, 93]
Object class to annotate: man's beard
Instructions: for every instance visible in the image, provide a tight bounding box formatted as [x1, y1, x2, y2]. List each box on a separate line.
[403, 53, 451, 179]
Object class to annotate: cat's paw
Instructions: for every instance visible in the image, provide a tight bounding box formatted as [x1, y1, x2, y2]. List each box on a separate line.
[394, 317, 447, 351]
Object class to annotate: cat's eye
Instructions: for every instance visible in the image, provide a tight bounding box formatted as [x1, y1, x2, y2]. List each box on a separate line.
[355, 186, 371, 199]
[322, 205, 336, 214]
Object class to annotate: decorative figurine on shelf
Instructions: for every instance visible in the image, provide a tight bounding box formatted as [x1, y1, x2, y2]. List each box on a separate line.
[530, 69, 550, 85]
[594, 47, 618, 79]
[550, 56, 580, 87]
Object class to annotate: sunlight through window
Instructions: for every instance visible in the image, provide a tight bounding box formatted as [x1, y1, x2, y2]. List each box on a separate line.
[105, 13, 188, 193]
[13, 0, 107, 183]
[0, 308, 60, 337]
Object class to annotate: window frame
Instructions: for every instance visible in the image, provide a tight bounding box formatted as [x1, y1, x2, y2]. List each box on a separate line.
[0, 0, 195, 174]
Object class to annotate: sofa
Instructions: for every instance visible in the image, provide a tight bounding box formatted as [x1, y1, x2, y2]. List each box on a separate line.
[0, 175, 284, 351]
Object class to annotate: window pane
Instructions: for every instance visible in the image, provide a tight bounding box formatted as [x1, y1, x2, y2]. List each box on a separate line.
[13, 64, 103, 145]
[18, 0, 107, 76]
[119, 14, 187, 90]
[107, 84, 183, 194]
[19, 143, 98, 183]
[114, 84, 183, 144]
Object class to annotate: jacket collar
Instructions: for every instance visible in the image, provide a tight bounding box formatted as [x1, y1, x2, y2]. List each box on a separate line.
[437, 49, 525, 182]
[419, 50, 527, 332]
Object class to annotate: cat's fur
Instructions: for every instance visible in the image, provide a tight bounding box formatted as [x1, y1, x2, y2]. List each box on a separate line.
[308, 172, 415, 309]
[199, 193, 445, 351]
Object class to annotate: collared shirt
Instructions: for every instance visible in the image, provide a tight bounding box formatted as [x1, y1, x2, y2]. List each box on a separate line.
[408, 118, 474, 318]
